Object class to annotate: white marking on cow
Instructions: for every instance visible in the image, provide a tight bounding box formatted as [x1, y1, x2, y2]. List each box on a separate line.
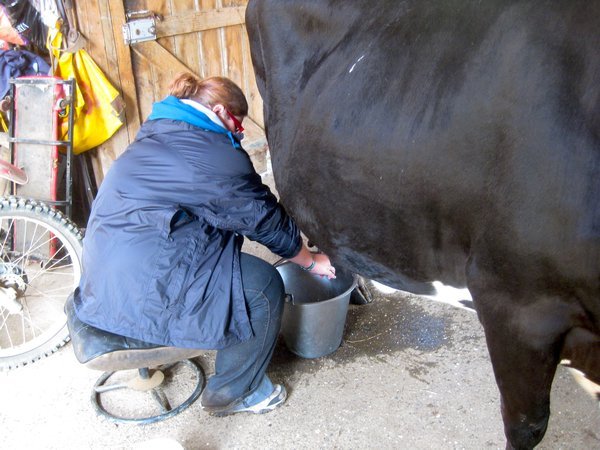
[564, 366, 600, 404]
[371, 281, 398, 294]
[349, 55, 365, 73]
[371, 280, 475, 311]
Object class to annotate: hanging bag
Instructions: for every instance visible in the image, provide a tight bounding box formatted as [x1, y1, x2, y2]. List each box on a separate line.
[48, 27, 124, 154]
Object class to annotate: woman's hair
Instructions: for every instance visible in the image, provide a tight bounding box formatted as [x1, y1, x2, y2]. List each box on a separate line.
[168, 72, 248, 116]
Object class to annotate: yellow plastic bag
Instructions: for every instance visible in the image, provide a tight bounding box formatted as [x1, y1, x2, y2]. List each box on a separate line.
[49, 29, 124, 154]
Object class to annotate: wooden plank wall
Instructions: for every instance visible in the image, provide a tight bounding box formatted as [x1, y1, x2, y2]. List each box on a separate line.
[126, 0, 262, 125]
[74, 0, 264, 182]
[73, 0, 131, 183]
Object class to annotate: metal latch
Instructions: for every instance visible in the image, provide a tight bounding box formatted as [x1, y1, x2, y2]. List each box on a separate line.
[122, 11, 158, 45]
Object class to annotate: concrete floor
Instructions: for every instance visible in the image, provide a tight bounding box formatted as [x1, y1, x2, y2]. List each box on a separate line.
[2, 172, 598, 449]
[2, 278, 599, 450]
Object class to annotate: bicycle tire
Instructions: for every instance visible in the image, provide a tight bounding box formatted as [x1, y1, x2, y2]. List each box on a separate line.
[0, 196, 83, 370]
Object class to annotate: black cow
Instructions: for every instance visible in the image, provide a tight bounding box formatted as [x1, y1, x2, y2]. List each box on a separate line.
[246, 1, 599, 448]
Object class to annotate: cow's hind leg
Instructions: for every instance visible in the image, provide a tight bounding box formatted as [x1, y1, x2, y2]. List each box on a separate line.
[468, 280, 568, 449]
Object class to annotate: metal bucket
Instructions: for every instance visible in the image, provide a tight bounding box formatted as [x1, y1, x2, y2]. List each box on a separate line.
[275, 261, 357, 358]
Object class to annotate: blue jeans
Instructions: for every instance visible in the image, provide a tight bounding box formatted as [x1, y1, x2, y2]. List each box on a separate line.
[201, 253, 284, 407]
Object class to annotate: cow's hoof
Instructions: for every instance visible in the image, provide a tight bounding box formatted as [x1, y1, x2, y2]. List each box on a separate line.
[350, 276, 373, 305]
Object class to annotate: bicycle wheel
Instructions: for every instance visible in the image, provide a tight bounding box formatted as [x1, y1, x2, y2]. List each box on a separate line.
[0, 197, 83, 370]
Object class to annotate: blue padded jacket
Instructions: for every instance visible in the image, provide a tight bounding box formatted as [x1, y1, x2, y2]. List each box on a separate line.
[74, 97, 302, 348]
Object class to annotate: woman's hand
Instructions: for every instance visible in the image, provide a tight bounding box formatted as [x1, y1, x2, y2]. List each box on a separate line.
[308, 252, 336, 279]
[289, 244, 336, 279]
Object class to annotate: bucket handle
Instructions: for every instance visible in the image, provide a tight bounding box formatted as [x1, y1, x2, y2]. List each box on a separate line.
[284, 293, 294, 304]
[273, 257, 286, 267]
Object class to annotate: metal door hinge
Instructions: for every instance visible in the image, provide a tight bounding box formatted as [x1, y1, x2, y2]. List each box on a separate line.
[122, 11, 159, 45]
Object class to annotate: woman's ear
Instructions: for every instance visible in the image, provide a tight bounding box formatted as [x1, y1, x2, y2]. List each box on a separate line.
[212, 104, 225, 115]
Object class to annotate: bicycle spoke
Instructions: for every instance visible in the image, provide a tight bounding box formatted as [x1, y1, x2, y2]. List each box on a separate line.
[26, 252, 73, 286]
[0, 218, 12, 253]
[24, 283, 73, 305]
[17, 227, 53, 264]
[16, 298, 46, 338]
[0, 308, 13, 347]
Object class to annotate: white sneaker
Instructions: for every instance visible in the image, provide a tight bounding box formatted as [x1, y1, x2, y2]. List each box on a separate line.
[204, 384, 287, 417]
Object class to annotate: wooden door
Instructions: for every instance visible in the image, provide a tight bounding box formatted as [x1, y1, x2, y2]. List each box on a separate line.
[75, 0, 265, 181]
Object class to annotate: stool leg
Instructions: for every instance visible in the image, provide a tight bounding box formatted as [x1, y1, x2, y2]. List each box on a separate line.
[94, 371, 128, 394]
[151, 387, 172, 412]
[95, 367, 164, 393]
[139, 368, 172, 412]
[138, 367, 173, 413]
